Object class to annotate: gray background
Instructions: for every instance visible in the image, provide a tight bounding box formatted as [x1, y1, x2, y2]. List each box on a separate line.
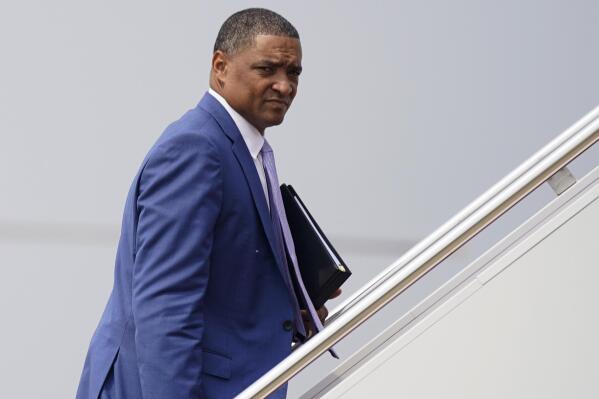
[1, 1, 598, 398]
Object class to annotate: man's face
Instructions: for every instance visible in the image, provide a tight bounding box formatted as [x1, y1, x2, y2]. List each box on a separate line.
[212, 34, 302, 133]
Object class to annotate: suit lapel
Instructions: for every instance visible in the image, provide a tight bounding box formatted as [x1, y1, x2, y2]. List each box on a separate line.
[198, 93, 286, 278]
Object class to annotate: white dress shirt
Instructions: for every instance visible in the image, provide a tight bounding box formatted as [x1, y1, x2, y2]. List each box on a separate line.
[208, 88, 270, 209]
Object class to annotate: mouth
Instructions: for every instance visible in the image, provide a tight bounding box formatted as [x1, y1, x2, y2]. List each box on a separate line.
[265, 99, 290, 107]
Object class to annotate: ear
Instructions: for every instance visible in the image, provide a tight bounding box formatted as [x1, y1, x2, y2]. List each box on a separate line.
[211, 50, 228, 89]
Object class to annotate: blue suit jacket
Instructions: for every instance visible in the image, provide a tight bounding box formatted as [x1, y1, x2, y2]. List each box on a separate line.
[76, 93, 296, 399]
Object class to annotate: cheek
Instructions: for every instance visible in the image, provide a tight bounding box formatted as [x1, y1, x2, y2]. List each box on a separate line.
[253, 87, 271, 107]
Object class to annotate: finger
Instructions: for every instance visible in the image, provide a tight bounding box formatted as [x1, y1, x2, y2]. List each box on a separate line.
[317, 306, 328, 322]
[304, 319, 314, 338]
[328, 288, 342, 299]
[300, 310, 314, 334]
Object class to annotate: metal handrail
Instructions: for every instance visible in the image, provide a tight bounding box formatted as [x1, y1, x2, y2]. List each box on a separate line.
[236, 106, 599, 398]
[325, 105, 599, 326]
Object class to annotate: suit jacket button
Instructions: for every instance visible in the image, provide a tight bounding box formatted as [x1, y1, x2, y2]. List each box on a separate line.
[282, 320, 293, 332]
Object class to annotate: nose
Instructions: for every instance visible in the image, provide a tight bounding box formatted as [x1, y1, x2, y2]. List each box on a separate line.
[272, 77, 294, 97]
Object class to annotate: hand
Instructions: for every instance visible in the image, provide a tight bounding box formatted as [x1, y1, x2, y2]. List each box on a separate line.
[301, 288, 343, 338]
[329, 288, 342, 300]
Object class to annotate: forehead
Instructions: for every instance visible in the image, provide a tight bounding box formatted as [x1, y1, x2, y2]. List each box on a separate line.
[241, 34, 302, 63]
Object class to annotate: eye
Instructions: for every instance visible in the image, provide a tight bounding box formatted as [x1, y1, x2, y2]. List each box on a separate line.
[288, 68, 302, 78]
[257, 66, 274, 73]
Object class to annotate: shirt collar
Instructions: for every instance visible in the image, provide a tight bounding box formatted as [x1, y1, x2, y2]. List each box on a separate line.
[208, 88, 265, 159]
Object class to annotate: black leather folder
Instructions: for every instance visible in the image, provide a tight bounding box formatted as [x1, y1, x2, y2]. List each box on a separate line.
[280, 184, 351, 309]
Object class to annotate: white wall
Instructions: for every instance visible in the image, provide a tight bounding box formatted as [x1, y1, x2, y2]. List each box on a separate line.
[0, 1, 598, 398]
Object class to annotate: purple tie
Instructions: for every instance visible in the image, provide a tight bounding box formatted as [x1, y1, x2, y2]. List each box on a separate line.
[264, 168, 306, 337]
[261, 140, 338, 358]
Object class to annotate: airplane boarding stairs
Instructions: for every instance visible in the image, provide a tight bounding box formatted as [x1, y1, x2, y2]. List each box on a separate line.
[300, 164, 599, 398]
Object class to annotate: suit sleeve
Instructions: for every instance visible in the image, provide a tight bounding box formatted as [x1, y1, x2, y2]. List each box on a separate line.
[132, 133, 222, 399]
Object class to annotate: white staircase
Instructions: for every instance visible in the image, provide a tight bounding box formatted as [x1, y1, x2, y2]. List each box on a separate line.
[301, 164, 599, 398]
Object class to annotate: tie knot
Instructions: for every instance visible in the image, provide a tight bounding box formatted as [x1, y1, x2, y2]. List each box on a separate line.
[261, 139, 273, 155]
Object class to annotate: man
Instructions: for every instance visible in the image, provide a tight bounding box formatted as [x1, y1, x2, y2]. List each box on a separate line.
[76, 8, 336, 399]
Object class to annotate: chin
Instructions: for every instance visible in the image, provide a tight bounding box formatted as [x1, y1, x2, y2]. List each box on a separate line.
[271, 117, 285, 126]
[262, 114, 286, 128]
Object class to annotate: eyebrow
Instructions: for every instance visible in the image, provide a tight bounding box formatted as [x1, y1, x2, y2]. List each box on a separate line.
[253, 59, 302, 73]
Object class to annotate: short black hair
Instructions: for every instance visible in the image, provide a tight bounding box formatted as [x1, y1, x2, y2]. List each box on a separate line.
[214, 8, 299, 55]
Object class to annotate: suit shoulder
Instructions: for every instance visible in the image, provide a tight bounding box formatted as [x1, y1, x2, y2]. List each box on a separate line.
[153, 106, 226, 153]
